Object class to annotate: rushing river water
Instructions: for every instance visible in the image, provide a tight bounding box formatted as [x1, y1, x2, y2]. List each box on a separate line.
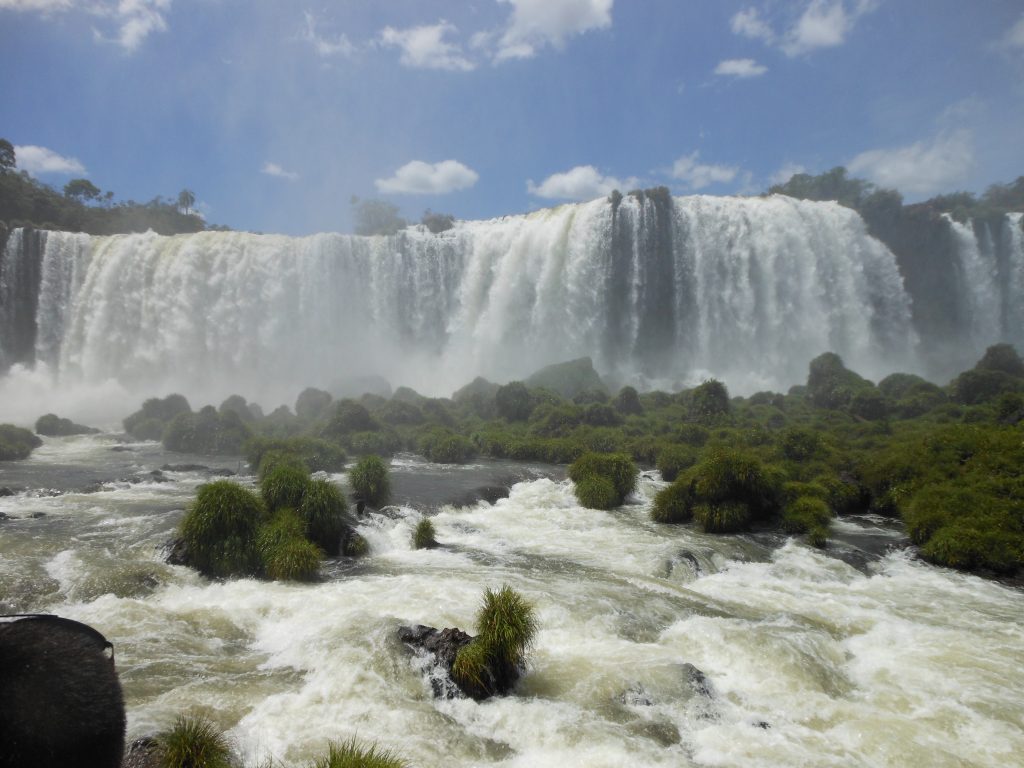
[1, 435, 1023, 767]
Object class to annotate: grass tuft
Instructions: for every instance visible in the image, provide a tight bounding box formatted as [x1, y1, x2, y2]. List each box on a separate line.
[308, 737, 408, 768]
[156, 715, 235, 768]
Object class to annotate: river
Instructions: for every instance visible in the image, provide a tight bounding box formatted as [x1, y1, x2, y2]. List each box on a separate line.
[1, 434, 1022, 767]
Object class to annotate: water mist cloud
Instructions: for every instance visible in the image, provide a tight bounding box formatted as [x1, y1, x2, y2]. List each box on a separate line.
[375, 160, 479, 194]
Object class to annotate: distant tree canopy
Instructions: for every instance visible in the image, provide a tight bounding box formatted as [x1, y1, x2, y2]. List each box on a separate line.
[421, 209, 455, 234]
[0, 136, 220, 235]
[351, 196, 406, 236]
[768, 166, 1024, 222]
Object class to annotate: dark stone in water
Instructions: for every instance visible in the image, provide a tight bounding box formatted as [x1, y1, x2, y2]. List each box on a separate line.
[0, 512, 8, 521]
[30, 512, 46, 519]
[121, 737, 160, 768]
[160, 463, 208, 472]
[164, 537, 189, 566]
[681, 662, 714, 699]
[397, 623, 522, 701]
[0, 486, 14, 496]
[109, 446, 134, 452]
[208, 468, 236, 477]
[449, 484, 511, 507]
[619, 683, 654, 707]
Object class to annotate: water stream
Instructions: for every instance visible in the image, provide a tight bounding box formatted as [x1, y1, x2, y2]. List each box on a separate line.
[2, 436, 1021, 767]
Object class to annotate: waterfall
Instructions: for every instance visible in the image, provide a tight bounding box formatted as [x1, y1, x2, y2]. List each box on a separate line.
[0, 194, 945, 404]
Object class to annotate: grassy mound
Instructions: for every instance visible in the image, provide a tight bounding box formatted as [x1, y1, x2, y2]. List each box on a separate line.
[156, 715, 235, 768]
[309, 737, 408, 768]
[568, 451, 637, 508]
[299, 478, 349, 555]
[349, 455, 391, 507]
[178, 481, 265, 577]
[412, 518, 437, 549]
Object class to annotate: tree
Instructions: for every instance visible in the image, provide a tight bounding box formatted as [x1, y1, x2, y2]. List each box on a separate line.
[63, 178, 101, 203]
[177, 188, 196, 215]
[0, 139, 14, 171]
[767, 166, 872, 209]
[351, 196, 406, 236]
[421, 209, 455, 233]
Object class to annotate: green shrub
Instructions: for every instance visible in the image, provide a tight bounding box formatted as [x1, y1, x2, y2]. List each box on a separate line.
[247, 437, 347, 475]
[688, 379, 730, 423]
[568, 452, 637, 506]
[412, 518, 437, 549]
[677, 424, 709, 447]
[495, 381, 534, 421]
[320, 400, 380, 441]
[651, 479, 694, 523]
[162, 408, 253, 455]
[156, 715, 235, 768]
[295, 387, 333, 421]
[349, 455, 391, 507]
[656, 445, 695, 482]
[308, 737, 408, 768]
[921, 521, 1022, 573]
[974, 343, 1024, 377]
[693, 501, 751, 533]
[347, 429, 401, 457]
[782, 496, 832, 535]
[34, 413, 99, 436]
[299, 478, 349, 555]
[806, 352, 873, 409]
[779, 427, 822, 461]
[123, 394, 191, 438]
[475, 585, 538, 671]
[950, 369, 1023, 405]
[418, 428, 477, 463]
[342, 531, 369, 557]
[377, 399, 425, 426]
[256, 509, 322, 581]
[452, 638, 490, 693]
[613, 385, 644, 415]
[257, 449, 309, 481]
[574, 475, 619, 510]
[0, 423, 43, 461]
[179, 481, 265, 577]
[690, 449, 781, 520]
[260, 464, 309, 512]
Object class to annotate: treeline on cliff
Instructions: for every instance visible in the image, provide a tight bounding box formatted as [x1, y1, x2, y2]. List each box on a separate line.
[0, 138, 223, 236]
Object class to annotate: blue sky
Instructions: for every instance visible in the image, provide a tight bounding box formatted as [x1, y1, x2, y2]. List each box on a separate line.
[2, 0, 1023, 235]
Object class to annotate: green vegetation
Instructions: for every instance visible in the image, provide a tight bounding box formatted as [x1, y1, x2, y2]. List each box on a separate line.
[1, 140, 219, 234]
[412, 518, 437, 549]
[178, 481, 266, 578]
[144, 342, 1024, 578]
[453, 585, 538, 698]
[309, 737, 408, 768]
[257, 510, 323, 582]
[349, 455, 391, 507]
[0, 424, 43, 460]
[124, 394, 192, 440]
[163, 406, 253, 455]
[300, 478, 350, 555]
[34, 413, 99, 436]
[155, 715, 236, 768]
[568, 452, 637, 509]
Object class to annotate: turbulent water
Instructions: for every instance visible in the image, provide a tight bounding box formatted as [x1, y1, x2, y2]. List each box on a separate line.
[0, 195, 939, 416]
[1, 436, 1022, 767]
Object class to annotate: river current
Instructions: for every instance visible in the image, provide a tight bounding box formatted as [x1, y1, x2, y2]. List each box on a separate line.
[1, 434, 1022, 767]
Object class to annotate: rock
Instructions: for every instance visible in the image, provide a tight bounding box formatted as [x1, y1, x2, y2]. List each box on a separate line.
[449, 484, 511, 507]
[208, 468, 236, 477]
[619, 683, 654, 707]
[398, 623, 520, 701]
[34, 413, 101, 437]
[164, 537, 189, 566]
[0, 486, 14, 497]
[161, 463, 209, 472]
[681, 663, 714, 698]
[0, 512, 9, 521]
[110, 445, 134, 452]
[121, 737, 160, 768]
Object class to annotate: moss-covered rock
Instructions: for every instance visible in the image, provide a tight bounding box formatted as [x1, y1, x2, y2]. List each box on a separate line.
[123, 394, 191, 440]
[34, 413, 99, 436]
[0, 424, 43, 461]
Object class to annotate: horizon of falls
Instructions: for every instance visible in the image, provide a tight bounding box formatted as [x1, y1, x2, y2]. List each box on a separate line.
[1, 194, 1022, 422]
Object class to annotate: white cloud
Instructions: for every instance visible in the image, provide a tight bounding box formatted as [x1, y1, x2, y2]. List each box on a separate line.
[0, 0, 71, 11]
[302, 11, 354, 58]
[714, 58, 767, 78]
[526, 165, 632, 200]
[379, 21, 475, 71]
[730, 1, 876, 58]
[93, 0, 171, 52]
[730, 7, 774, 43]
[671, 152, 738, 190]
[262, 162, 299, 181]
[848, 129, 974, 197]
[375, 160, 479, 195]
[1002, 13, 1024, 50]
[495, 0, 613, 61]
[770, 162, 809, 186]
[14, 144, 86, 175]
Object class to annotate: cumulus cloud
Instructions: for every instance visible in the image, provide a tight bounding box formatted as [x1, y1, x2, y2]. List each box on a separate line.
[14, 144, 86, 175]
[714, 58, 767, 78]
[729, 1, 876, 57]
[375, 159, 479, 194]
[262, 162, 299, 181]
[526, 164, 633, 200]
[302, 11, 354, 58]
[671, 152, 738, 190]
[848, 129, 974, 197]
[379, 21, 475, 71]
[730, 7, 774, 43]
[495, 0, 613, 61]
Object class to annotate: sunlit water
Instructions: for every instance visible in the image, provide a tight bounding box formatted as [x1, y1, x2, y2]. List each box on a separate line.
[1, 436, 1022, 767]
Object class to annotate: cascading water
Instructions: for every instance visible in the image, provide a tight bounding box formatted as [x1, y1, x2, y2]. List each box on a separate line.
[0, 195, 930, 413]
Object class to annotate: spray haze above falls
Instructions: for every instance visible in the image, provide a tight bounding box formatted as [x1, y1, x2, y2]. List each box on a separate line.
[1, 192, 1022, 419]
